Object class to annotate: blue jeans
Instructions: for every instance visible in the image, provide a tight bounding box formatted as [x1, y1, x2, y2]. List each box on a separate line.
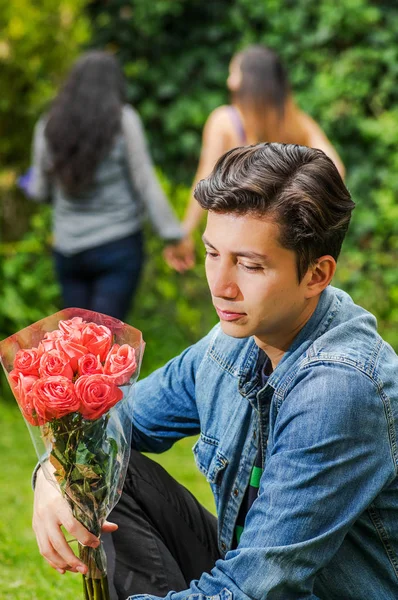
[53, 232, 144, 321]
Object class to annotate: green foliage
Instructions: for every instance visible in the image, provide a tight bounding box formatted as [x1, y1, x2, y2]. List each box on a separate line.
[88, 0, 398, 348]
[0, 0, 90, 240]
[0, 207, 61, 339]
[0, 0, 90, 167]
[89, 0, 235, 181]
[0, 177, 217, 380]
[88, 1, 397, 180]
[1, 0, 398, 360]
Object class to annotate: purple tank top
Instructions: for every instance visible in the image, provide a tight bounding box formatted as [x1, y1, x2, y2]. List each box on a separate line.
[228, 105, 247, 144]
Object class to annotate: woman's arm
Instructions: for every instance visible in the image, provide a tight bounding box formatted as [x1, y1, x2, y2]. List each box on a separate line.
[182, 107, 232, 236]
[164, 107, 232, 271]
[122, 105, 195, 272]
[122, 105, 184, 241]
[28, 117, 53, 202]
[122, 106, 194, 272]
[298, 110, 346, 180]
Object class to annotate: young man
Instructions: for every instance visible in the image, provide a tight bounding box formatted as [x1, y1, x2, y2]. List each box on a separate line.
[33, 144, 398, 599]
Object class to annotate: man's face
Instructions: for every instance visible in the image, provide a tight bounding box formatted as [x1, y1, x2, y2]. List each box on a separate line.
[203, 212, 318, 352]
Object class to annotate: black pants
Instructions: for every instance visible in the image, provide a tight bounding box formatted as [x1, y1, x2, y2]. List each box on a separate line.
[54, 231, 144, 322]
[103, 451, 220, 600]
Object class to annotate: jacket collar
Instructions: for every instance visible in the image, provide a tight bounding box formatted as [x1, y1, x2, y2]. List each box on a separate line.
[237, 286, 341, 394]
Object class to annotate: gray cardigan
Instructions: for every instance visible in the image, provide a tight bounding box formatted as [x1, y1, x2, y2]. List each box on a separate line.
[30, 105, 184, 255]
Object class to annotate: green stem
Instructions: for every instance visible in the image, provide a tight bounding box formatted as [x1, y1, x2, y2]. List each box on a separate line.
[93, 577, 101, 600]
[101, 576, 110, 600]
[83, 577, 90, 600]
[85, 576, 94, 600]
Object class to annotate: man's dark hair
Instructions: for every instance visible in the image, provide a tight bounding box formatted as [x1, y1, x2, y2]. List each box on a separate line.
[194, 143, 355, 281]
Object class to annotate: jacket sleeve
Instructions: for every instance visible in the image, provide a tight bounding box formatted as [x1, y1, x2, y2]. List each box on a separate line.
[28, 117, 53, 202]
[126, 327, 218, 454]
[121, 105, 184, 242]
[128, 362, 396, 600]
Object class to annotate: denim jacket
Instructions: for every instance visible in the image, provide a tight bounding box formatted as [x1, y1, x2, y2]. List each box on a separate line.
[128, 286, 398, 600]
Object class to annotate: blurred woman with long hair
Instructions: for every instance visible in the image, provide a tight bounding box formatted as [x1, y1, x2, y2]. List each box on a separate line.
[30, 50, 186, 320]
[165, 44, 345, 271]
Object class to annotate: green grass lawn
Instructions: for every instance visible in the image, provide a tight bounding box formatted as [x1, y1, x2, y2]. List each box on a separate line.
[0, 399, 214, 600]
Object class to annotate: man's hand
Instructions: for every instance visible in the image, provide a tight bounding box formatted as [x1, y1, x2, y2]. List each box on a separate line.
[32, 466, 118, 574]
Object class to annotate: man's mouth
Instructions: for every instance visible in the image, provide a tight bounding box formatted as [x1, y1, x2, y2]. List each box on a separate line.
[215, 307, 246, 321]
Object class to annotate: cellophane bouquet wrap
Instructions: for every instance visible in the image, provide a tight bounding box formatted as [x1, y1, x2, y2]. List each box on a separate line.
[0, 309, 145, 600]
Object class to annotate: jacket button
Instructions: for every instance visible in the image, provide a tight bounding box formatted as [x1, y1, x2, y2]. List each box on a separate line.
[221, 542, 226, 551]
[233, 488, 239, 497]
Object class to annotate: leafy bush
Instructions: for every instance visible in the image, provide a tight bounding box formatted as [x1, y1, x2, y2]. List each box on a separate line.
[1, 1, 398, 393]
[0, 0, 90, 240]
[89, 0, 398, 348]
[0, 176, 217, 389]
[0, 208, 60, 336]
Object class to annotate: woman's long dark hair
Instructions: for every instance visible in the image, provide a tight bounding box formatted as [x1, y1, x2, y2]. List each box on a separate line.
[45, 51, 126, 195]
[233, 45, 291, 142]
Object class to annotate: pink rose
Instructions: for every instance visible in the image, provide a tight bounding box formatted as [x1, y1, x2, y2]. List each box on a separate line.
[58, 317, 87, 342]
[58, 317, 87, 335]
[8, 369, 20, 391]
[75, 374, 123, 420]
[103, 344, 137, 385]
[81, 323, 112, 362]
[13, 347, 42, 377]
[77, 353, 103, 377]
[39, 329, 65, 353]
[32, 376, 80, 421]
[39, 349, 74, 380]
[9, 370, 41, 425]
[55, 339, 88, 372]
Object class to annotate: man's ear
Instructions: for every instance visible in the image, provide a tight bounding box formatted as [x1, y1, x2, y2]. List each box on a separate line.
[304, 255, 336, 299]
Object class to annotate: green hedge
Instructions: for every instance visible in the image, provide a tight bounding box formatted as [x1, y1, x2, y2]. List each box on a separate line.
[0, 0, 90, 241]
[89, 0, 398, 347]
[89, 0, 397, 182]
[1, 1, 398, 385]
[0, 177, 217, 382]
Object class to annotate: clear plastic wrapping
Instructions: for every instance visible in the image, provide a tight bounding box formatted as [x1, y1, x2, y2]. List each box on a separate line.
[0, 308, 145, 599]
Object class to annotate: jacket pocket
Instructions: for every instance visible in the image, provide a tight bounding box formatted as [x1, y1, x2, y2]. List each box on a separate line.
[186, 589, 233, 600]
[193, 434, 229, 484]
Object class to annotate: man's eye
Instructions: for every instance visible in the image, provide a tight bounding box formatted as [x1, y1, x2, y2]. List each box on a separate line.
[205, 250, 218, 258]
[240, 263, 262, 272]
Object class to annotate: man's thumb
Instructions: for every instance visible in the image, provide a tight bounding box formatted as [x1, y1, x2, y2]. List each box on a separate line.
[102, 520, 118, 532]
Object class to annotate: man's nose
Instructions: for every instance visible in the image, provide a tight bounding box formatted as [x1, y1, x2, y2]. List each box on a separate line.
[211, 264, 239, 299]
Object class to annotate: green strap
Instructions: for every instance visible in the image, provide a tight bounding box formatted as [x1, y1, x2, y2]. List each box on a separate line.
[236, 525, 244, 544]
[249, 466, 263, 488]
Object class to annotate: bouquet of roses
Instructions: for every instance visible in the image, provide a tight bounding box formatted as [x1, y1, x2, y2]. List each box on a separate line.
[0, 308, 145, 600]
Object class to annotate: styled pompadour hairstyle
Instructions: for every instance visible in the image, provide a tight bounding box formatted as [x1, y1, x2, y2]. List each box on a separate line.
[194, 143, 354, 281]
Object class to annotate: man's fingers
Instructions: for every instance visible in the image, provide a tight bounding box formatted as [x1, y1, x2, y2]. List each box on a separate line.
[33, 466, 96, 574]
[33, 503, 96, 574]
[60, 512, 99, 548]
[102, 520, 118, 533]
[34, 519, 83, 573]
[46, 557, 66, 574]
[36, 534, 74, 572]
[50, 525, 88, 572]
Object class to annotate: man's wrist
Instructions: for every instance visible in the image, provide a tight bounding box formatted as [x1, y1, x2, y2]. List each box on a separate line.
[31, 456, 51, 490]
[31, 462, 43, 490]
